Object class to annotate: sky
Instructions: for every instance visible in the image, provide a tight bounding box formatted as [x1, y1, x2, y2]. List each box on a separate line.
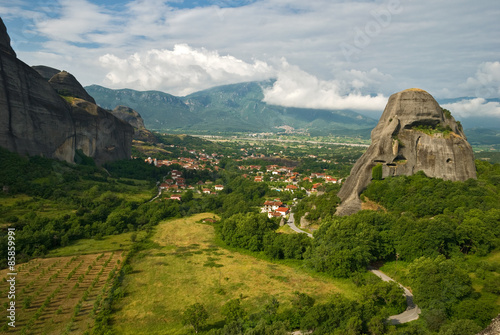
[1, 0, 500, 122]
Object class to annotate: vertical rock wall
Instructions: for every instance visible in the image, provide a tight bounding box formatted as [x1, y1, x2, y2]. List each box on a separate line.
[336, 89, 477, 216]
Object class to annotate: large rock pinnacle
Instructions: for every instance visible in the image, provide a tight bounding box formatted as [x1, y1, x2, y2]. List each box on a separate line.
[336, 88, 477, 216]
[0, 17, 133, 165]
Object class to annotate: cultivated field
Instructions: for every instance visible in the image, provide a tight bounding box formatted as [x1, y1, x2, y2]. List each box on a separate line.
[111, 213, 359, 334]
[1, 251, 124, 334]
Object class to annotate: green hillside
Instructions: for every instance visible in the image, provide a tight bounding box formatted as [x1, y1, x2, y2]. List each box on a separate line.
[86, 81, 377, 136]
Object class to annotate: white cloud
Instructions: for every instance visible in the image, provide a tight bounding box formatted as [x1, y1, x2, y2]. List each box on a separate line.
[99, 44, 275, 95]
[461, 61, 500, 99]
[262, 60, 388, 111]
[3, 0, 500, 108]
[442, 98, 500, 119]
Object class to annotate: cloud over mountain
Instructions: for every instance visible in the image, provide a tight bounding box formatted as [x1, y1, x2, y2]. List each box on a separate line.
[262, 60, 388, 111]
[99, 44, 275, 96]
[442, 98, 500, 119]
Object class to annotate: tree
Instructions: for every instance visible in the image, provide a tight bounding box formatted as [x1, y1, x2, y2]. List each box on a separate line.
[372, 164, 383, 180]
[407, 255, 472, 313]
[182, 303, 209, 333]
[221, 299, 246, 323]
[438, 319, 482, 335]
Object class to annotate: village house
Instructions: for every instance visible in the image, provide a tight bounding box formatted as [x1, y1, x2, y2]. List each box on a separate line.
[214, 185, 224, 191]
[170, 195, 182, 201]
[268, 211, 282, 219]
[285, 184, 298, 192]
[202, 188, 211, 194]
[326, 176, 338, 183]
[274, 207, 290, 217]
[171, 170, 182, 179]
[262, 200, 283, 212]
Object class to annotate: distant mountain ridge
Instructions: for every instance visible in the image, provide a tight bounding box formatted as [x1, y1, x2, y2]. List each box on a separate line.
[85, 82, 377, 136]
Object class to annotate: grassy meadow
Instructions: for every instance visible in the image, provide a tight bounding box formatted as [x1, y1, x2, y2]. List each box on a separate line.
[110, 213, 360, 334]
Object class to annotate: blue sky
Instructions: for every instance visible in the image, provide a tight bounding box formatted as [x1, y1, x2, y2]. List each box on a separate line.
[1, 0, 500, 121]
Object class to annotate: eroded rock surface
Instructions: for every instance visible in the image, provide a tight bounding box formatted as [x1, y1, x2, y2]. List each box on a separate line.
[336, 89, 477, 216]
[0, 18, 133, 165]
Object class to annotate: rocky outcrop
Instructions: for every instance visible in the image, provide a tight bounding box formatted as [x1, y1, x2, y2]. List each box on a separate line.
[49, 70, 96, 104]
[0, 19, 75, 162]
[32, 65, 61, 81]
[0, 19, 15, 57]
[70, 100, 133, 165]
[0, 17, 132, 165]
[110, 105, 157, 142]
[477, 314, 500, 335]
[336, 89, 477, 216]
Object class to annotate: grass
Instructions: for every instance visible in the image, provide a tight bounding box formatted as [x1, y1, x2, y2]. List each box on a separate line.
[111, 213, 359, 334]
[47, 231, 147, 257]
[0, 195, 76, 224]
[276, 224, 295, 234]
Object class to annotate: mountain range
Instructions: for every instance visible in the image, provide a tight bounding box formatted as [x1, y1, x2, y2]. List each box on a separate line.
[85, 81, 377, 137]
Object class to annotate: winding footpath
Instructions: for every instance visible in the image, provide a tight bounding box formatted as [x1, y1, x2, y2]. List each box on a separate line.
[287, 212, 421, 324]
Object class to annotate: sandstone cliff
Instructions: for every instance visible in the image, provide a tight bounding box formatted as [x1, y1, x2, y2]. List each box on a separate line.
[336, 88, 477, 216]
[0, 18, 132, 165]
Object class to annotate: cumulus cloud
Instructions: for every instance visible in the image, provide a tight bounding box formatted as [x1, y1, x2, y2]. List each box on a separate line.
[99, 44, 275, 95]
[461, 61, 500, 98]
[262, 60, 388, 111]
[442, 98, 500, 119]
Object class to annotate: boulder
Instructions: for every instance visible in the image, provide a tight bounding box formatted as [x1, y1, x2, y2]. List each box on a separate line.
[336, 88, 477, 216]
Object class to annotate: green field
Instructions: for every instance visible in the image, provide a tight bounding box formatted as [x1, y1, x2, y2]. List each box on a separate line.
[111, 213, 359, 334]
[47, 231, 147, 257]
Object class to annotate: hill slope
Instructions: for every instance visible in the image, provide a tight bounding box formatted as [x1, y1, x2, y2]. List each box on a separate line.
[86, 82, 377, 136]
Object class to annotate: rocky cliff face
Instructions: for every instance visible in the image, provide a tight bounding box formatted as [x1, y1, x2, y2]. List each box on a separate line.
[49, 70, 96, 104]
[70, 100, 133, 165]
[0, 20, 75, 162]
[32, 65, 61, 81]
[0, 18, 132, 165]
[336, 88, 477, 216]
[477, 314, 500, 335]
[110, 105, 157, 142]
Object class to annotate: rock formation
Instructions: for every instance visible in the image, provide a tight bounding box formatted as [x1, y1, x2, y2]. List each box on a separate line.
[477, 314, 500, 335]
[336, 88, 477, 216]
[49, 70, 96, 104]
[70, 100, 133, 165]
[0, 19, 76, 162]
[32, 65, 61, 81]
[0, 18, 132, 165]
[110, 105, 157, 142]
